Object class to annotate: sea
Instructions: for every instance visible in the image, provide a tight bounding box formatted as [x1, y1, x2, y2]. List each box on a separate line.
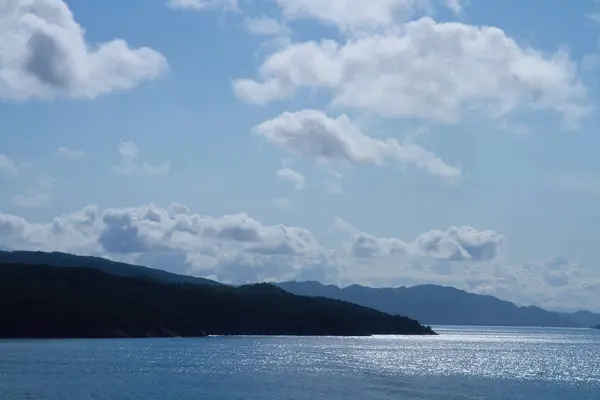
[1, 326, 599, 399]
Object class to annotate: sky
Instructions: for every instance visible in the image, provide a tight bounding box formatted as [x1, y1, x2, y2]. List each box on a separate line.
[1, 0, 600, 312]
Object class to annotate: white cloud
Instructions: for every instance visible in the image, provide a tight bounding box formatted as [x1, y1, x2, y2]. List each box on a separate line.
[253, 110, 461, 181]
[349, 231, 413, 259]
[0, 205, 103, 255]
[337, 227, 599, 311]
[415, 226, 504, 261]
[234, 18, 587, 125]
[522, 256, 581, 288]
[56, 147, 85, 159]
[467, 257, 600, 312]
[276, 167, 306, 190]
[0, 203, 334, 283]
[1, 204, 599, 310]
[245, 16, 285, 36]
[167, 0, 237, 11]
[112, 141, 170, 177]
[0, 0, 167, 100]
[344, 224, 504, 262]
[331, 220, 599, 311]
[0, 154, 18, 176]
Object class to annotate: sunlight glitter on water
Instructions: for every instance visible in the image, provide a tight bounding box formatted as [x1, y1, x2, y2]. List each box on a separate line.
[1, 327, 599, 400]
[344, 327, 600, 383]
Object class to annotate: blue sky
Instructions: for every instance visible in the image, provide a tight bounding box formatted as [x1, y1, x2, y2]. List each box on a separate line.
[1, 0, 600, 311]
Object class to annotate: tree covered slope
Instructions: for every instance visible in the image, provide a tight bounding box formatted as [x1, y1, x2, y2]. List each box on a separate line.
[0, 264, 436, 339]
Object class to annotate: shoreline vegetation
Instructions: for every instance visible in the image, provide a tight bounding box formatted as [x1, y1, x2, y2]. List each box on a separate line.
[0, 263, 436, 339]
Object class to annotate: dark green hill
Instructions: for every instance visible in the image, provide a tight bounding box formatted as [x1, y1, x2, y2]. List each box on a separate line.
[0, 250, 220, 286]
[0, 263, 435, 338]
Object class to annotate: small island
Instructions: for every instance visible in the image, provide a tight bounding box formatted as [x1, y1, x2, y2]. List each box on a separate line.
[0, 263, 436, 338]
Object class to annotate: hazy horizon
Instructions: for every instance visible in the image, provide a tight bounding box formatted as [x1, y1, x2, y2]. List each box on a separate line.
[3, 248, 598, 315]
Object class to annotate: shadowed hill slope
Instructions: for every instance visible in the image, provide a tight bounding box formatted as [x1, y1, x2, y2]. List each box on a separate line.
[0, 250, 221, 286]
[0, 263, 435, 338]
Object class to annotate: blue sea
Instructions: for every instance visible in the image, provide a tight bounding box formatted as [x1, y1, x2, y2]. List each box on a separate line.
[1, 326, 599, 399]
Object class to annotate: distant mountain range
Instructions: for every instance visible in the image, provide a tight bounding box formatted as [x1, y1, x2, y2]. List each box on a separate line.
[277, 281, 600, 328]
[1, 250, 598, 329]
[559, 311, 600, 328]
[0, 251, 221, 286]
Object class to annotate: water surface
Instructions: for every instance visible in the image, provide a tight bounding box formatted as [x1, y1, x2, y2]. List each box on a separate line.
[1, 326, 599, 399]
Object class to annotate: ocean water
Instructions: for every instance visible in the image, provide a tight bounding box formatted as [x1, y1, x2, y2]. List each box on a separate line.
[1, 326, 599, 399]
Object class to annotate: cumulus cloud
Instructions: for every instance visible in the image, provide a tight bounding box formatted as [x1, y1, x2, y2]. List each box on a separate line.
[343, 223, 504, 262]
[253, 110, 461, 181]
[523, 256, 576, 288]
[234, 18, 586, 124]
[338, 242, 600, 312]
[0, 0, 167, 100]
[56, 147, 85, 159]
[0, 154, 18, 176]
[1, 204, 599, 310]
[465, 256, 600, 312]
[167, 0, 237, 11]
[0, 203, 334, 283]
[415, 227, 504, 261]
[111, 141, 170, 177]
[350, 232, 412, 259]
[5, 204, 503, 284]
[276, 167, 306, 190]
